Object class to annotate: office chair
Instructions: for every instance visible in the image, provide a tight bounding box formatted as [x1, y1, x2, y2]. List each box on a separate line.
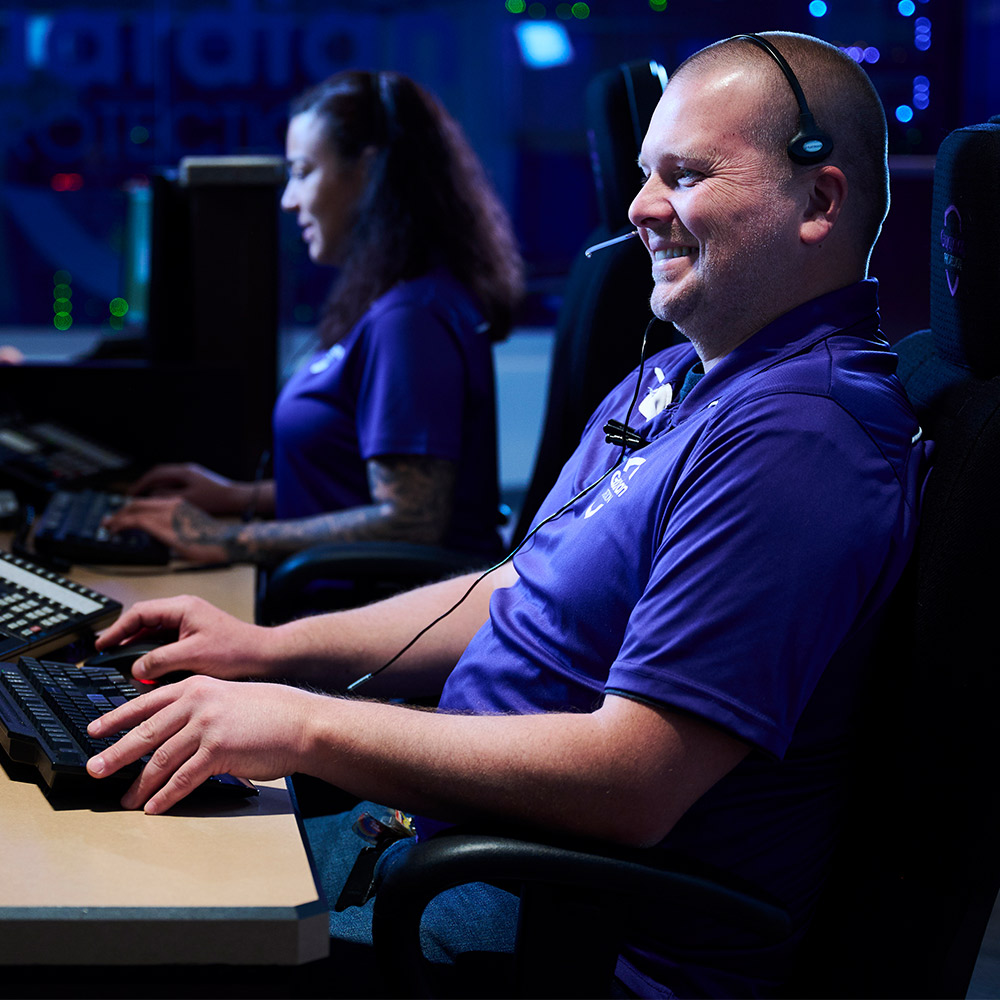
[372, 828, 791, 999]
[781, 118, 1000, 999]
[367, 122, 1000, 999]
[256, 60, 669, 624]
[257, 541, 488, 626]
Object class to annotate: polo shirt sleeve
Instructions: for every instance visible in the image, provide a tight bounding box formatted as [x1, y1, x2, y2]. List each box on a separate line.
[355, 300, 466, 461]
[605, 390, 905, 759]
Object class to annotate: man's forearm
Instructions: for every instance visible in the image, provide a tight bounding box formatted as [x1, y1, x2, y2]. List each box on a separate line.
[269, 563, 515, 697]
[89, 673, 747, 836]
[294, 689, 748, 846]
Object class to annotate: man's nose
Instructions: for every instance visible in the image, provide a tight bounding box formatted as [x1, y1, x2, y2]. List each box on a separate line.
[628, 177, 670, 230]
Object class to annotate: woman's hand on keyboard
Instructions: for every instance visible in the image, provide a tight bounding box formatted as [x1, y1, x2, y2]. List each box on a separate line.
[95, 595, 280, 683]
[103, 497, 234, 565]
[85, 675, 321, 813]
[129, 463, 258, 516]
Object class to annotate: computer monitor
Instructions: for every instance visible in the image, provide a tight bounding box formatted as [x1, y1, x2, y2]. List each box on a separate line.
[0, 156, 286, 481]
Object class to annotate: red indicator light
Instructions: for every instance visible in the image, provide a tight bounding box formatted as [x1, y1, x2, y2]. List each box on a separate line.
[51, 173, 84, 192]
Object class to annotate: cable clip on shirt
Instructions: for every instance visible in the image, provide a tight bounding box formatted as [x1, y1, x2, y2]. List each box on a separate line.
[604, 418, 648, 449]
[605, 368, 674, 447]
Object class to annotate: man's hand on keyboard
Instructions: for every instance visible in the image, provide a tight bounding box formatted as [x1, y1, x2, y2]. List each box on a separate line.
[85, 675, 318, 813]
[95, 595, 277, 683]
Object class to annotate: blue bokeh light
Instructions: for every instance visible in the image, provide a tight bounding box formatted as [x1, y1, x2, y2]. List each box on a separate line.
[898, 0, 916, 16]
[808, 1, 827, 17]
[915, 16, 931, 50]
[895, 105, 914, 123]
[514, 21, 574, 68]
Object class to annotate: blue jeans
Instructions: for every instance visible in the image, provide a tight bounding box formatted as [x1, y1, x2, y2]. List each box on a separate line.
[303, 802, 520, 993]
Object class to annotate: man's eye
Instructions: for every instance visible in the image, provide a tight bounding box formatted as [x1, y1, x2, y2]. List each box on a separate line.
[675, 168, 701, 186]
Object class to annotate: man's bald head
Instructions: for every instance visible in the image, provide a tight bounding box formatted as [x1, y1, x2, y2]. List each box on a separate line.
[673, 32, 889, 263]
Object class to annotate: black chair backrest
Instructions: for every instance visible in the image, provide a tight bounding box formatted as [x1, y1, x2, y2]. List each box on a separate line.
[513, 60, 670, 543]
[587, 59, 668, 232]
[787, 120, 1000, 999]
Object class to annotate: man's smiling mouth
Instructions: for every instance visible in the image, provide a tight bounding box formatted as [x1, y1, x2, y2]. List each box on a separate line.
[654, 247, 694, 260]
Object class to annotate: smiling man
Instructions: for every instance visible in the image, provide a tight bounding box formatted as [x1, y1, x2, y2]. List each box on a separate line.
[86, 33, 930, 998]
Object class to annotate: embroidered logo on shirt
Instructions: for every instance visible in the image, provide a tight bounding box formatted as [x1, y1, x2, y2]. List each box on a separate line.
[638, 368, 673, 421]
[584, 456, 646, 518]
[309, 343, 347, 374]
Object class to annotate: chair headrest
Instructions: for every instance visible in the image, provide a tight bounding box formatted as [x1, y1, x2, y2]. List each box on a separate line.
[585, 60, 667, 230]
[930, 122, 1000, 376]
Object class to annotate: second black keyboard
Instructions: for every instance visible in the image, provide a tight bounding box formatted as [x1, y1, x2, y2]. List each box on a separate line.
[0, 656, 257, 800]
[33, 490, 170, 566]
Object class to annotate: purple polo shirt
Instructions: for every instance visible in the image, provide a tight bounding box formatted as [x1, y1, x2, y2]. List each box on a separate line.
[272, 270, 501, 556]
[433, 281, 930, 996]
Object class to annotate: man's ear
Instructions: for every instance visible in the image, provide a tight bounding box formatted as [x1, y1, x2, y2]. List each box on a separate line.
[799, 165, 848, 246]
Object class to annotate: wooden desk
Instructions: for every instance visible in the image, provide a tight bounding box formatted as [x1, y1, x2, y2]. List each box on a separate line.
[0, 558, 330, 967]
[68, 560, 257, 623]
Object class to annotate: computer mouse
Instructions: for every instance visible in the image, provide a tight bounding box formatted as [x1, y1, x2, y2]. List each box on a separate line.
[83, 642, 190, 684]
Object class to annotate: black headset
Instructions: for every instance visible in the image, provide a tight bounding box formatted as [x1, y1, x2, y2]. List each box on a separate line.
[735, 33, 834, 165]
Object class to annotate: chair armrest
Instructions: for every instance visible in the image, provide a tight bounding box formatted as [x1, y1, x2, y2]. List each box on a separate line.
[256, 541, 491, 624]
[372, 829, 791, 998]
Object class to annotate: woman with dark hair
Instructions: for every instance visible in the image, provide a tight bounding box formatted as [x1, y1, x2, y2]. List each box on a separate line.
[109, 70, 523, 566]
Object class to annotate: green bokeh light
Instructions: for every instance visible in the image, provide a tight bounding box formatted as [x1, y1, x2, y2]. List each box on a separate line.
[53, 270, 71, 284]
[54, 298, 72, 313]
[53, 284, 71, 299]
[109, 297, 129, 318]
[53, 314, 72, 331]
[505, 0, 526, 11]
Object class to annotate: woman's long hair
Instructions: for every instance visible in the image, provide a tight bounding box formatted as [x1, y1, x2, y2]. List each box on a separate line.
[291, 70, 524, 345]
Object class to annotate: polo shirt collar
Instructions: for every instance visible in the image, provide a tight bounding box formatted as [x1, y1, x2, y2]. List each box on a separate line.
[674, 279, 882, 408]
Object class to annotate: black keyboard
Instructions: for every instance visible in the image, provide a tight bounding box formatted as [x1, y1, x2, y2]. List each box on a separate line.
[0, 549, 122, 659]
[0, 656, 257, 800]
[33, 489, 170, 566]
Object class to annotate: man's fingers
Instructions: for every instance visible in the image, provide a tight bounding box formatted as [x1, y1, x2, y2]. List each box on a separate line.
[136, 748, 225, 815]
[118, 727, 213, 812]
[95, 599, 190, 650]
[87, 687, 185, 766]
[129, 644, 184, 681]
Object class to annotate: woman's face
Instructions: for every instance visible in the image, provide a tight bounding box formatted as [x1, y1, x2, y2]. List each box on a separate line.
[281, 111, 369, 266]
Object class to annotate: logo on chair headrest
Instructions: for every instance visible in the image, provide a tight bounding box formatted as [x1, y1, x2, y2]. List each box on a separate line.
[940, 204, 965, 297]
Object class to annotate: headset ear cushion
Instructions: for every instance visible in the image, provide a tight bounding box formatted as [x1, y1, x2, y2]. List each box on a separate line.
[788, 127, 834, 164]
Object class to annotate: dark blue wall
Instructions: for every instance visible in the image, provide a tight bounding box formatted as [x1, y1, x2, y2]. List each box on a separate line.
[0, 0, 989, 334]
